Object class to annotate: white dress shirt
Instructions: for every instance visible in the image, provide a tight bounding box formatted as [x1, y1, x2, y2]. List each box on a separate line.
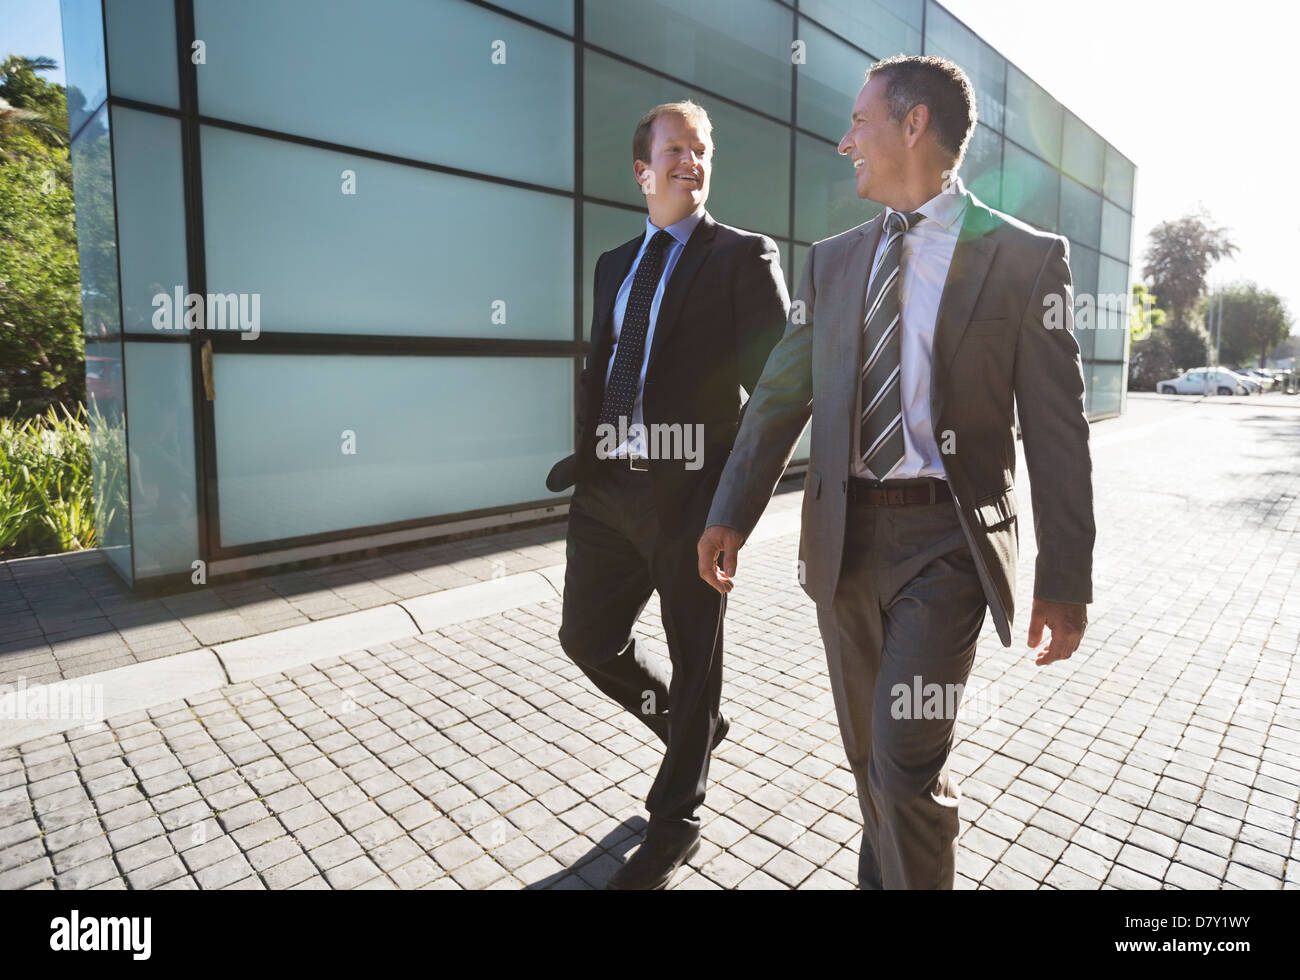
[853, 177, 970, 480]
[603, 208, 704, 458]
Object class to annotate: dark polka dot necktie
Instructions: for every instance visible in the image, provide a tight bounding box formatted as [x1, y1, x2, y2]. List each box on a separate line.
[859, 209, 923, 478]
[598, 229, 675, 431]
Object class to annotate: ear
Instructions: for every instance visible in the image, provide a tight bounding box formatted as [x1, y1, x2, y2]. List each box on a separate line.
[904, 103, 930, 148]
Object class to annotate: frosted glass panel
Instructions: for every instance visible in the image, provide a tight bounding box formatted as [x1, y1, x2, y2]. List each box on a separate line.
[1098, 255, 1129, 304]
[1104, 144, 1135, 209]
[85, 339, 131, 583]
[924, 1, 1005, 132]
[800, 0, 923, 57]
[961, 123, 1001, 209]
[586, 0, 792, 121]
[1005, 65, 1061, 167]
[797, 17, 872, 143]
[1062, 112, 1104, 192]
[70, 107, 120, 341]
[1001, 141, 1058, 232]
[60, 0, 108, 134]
[111, 107, 188, 334]
[491, 0, 574, 33]
[213, 355, 573, 546]
[194, 0, 574, 190]
[105, 0, 179, 107]
[795, 131, 880, 243]
[124, 342, 198, 575]
[1101, 199, 1131, 262]
[202, 126, 573, 339]
[1090, 363, 1123, 416]
[1059, 174, 1101, 251]
[584, 52, 790, 239]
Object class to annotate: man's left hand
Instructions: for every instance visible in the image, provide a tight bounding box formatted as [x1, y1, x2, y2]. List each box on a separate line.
[1027, 599, 1087, 667]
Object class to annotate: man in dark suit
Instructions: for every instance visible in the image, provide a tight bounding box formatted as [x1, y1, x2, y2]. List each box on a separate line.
[698, 56, 1095, 888]
[547, 101, 788, 889]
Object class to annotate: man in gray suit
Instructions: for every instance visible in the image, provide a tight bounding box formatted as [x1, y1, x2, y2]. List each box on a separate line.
[697, 54, 1094, 889]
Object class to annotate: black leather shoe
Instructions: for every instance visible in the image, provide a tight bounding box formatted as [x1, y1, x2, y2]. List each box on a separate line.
[711, 713, 730, 752]
[605, 825, 701, 890]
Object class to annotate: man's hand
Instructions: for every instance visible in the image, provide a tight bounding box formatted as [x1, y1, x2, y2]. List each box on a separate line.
[697, 525, 746, 594]
[1027, 599, 1087, 667]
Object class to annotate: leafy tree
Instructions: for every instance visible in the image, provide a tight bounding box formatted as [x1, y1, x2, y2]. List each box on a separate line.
[1, 55, 83, 416]
[1198, 282, 1293, 368]
[1142, 209, 1237, 328]
[1127, 282, 1211, 390]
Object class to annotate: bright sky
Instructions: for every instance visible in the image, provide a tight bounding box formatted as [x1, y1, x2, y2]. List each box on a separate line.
[941, 0, 1300, 331]
[6, 0, 1297, 330]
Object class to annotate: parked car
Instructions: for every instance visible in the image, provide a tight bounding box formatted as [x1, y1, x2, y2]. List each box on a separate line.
[1233, 367, 1279, 392]
[1157, 367, 1252, 396]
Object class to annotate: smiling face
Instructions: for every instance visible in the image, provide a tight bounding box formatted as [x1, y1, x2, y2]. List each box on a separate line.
[837, 74, 908, 208]
[634, 112, 712, 227]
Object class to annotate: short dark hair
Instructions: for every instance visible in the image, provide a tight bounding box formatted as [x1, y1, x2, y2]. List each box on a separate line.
[866, 55, 977, 164]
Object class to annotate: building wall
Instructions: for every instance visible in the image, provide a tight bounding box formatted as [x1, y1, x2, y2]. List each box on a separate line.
[61, 0, 1136, 586]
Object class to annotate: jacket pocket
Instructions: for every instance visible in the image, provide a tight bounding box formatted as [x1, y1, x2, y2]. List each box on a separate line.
[974, 486, 1017, 529]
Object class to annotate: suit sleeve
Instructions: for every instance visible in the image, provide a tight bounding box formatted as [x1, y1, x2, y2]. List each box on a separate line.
[1013, 236, 1095, 604]
[575, 251, 607, 436]
[706, 243, 816, 539]
[733, 234, 791, 396]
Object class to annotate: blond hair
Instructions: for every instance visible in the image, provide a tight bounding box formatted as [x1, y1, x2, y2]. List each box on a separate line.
[632, 101, 713, 164]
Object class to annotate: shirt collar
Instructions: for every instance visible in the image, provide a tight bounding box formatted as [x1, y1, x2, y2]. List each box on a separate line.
[885, 176, 969, 231]
[646, 207, 705, 248]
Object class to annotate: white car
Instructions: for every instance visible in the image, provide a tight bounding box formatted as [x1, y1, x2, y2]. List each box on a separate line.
[1157, 368, 1251, 396]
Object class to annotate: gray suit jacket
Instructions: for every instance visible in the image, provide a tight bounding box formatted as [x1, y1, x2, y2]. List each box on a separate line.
[706, 191, 1095, 647]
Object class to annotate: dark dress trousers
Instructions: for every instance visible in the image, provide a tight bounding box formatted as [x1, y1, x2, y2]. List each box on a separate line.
[549, 210, 788, 829]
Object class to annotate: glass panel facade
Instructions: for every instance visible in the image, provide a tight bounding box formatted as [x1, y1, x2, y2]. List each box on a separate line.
[1059, 173, 1101, 251]
[961, 122, 1001, 209]
[201, 126, 574, 339]
[795, 131, 881, 243]
[490, 0, 574, 33]
[1005, 64, 1062, 167]
[60, 0, 1134, 581]
[586, 0, 792, 121]
[111, 107, 187, 334]
[800, 0, 924, 57]
[584, 51, 790, 239]
[1100, 198, 1132, 262]
[60, 0, 108, 136]
[924, 1, 1005, 132]
[123, 342, 198, 576]
[69, 104, 131, 582]
[104, 0, 178, 108]
[193, 0, 575, 190]
[212, 355, 572, 547]
[797, 16, 872, 143]
[1062, 111, 1105, 192]
[1001, 141, 1058, 232]
[1104, 143, 1136, 209]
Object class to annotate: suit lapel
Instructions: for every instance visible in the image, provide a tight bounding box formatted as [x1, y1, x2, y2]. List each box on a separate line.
[930, 199, 999, 422]
[593, 236, 641, 353]
[647, 210, 717, 371]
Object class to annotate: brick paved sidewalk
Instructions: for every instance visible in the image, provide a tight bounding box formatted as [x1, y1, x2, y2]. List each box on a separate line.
[1, 394, 1296, 889]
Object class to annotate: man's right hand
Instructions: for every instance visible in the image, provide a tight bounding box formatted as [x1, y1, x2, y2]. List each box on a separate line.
[697, 525, 746, 594]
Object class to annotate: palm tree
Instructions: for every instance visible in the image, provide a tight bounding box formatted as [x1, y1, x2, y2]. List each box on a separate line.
[0, 56, 68, 161]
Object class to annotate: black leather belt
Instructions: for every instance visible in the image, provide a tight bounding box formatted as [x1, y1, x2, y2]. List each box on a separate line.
[849, 476, 952, 506]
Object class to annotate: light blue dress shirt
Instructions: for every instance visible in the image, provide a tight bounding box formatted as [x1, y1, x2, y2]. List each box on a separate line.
[603, 207, 705, 458]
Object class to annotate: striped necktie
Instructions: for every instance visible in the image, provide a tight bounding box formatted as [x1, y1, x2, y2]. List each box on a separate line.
[859, 209, 923, 478]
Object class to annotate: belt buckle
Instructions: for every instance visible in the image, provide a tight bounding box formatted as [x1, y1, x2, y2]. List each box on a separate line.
[886, 488, 905, 506]
[629, 456, 649, 472]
